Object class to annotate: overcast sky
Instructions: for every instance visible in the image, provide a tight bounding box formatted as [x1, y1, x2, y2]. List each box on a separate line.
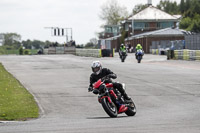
[0, 0, 181, 44]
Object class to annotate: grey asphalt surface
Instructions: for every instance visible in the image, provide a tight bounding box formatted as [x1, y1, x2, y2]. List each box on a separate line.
[0, 53, 200, 133]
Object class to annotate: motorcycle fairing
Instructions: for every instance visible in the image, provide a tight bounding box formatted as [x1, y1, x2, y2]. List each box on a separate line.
[105, 83, 113, 88]
[93, 79, 103, 89]
[118, 105, 128, 114]
[137, 49, 143, 55]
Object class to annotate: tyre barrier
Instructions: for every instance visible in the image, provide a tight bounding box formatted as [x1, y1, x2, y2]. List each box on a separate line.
[151, 49, 163, 55]
[151, 49, 158, 55]
[168, 50, 200, 61]
[196, 51, 200, 60]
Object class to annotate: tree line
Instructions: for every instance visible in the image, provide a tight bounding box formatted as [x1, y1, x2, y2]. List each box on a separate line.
[0, 33, 56, 50]
[0, 33, 99, 50]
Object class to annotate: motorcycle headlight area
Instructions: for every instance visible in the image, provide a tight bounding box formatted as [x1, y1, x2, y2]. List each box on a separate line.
[93, 89, 99, 94]
[99, 84, 106, 92]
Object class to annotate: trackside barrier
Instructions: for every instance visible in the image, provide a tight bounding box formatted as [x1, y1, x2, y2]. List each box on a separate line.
[48, 47, 56, 54]
[64, 47, 76, 54]
[75, 49, 101, 58]
[151, 49, 157, 55]
[44, 49, 48, 54]
[151, 49, 160, 55]
[44, 47, 76, 54]
[44, 47, 115, 58]
[167, 50, 200, 61]
[196, 51, 200, 60]
[43, 48, 101, 57]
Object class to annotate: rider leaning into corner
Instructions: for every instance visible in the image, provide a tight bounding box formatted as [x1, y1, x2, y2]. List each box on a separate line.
[88, 61, 131, 100]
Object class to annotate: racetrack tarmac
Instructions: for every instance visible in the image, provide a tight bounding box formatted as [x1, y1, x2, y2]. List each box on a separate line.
[0, 53, 200, 133]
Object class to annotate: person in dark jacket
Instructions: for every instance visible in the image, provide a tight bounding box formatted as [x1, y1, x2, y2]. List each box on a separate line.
[88, 61, 130, 100]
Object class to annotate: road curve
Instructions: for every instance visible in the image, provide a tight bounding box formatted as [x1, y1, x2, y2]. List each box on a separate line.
[0, 54, 200, 133]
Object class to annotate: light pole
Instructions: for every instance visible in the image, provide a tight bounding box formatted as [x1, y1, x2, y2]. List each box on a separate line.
[131, 13, 134, 36]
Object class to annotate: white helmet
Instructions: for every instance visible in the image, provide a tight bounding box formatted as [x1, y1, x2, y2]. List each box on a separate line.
[91, 61, 102, 75]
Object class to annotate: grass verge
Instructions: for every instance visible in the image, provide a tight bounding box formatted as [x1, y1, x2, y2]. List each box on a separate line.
[0, 63, 39, 121]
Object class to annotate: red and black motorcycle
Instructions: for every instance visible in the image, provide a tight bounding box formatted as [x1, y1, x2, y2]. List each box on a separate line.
[91, 76, 136, 118]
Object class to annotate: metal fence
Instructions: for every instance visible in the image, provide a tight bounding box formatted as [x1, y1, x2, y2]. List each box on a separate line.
[150, 40, 184, 55]
[185, 34, 200, 50]
[151, 40, 185, 50]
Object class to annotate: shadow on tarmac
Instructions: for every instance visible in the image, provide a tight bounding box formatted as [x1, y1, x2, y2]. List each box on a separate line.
[86, 116, 130, 119]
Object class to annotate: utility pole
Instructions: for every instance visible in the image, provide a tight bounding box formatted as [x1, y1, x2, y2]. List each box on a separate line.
[131, 14, 134, 36]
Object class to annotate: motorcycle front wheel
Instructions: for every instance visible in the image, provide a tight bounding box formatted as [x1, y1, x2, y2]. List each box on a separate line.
[101, 98, 118, 118]
[137, 56, 142, 63]
[125, 101, 136, 116]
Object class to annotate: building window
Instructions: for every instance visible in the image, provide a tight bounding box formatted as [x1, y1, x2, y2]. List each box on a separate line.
[113, 27, 119, 36]
[134, 22, 149, 30]
[145, 23, 149, 29]
[157, 22, 174, 28]
[105, 27, 112, 33]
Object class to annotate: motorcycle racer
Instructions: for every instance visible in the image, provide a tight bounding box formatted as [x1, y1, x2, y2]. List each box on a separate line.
[119, 44, 127, 57]
[88, 61, 130, 100]
[135, 44, 144, 59]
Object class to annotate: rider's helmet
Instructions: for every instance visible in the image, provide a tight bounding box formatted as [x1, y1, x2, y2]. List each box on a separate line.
[121, 44, 124, 47]
[91, 61, 102, 75]
[137, 44, 141, 47]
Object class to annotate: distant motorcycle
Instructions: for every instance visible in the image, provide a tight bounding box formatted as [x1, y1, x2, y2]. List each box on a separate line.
[90, 76, 136, 118]
[119, 50, 127, 62]
[136, 49, 144, 63]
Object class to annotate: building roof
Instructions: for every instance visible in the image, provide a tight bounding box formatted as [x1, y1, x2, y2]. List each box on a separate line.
[128, 6, 180, 21]
[100, 34, 121, 41]
[126, 28, 185, 40]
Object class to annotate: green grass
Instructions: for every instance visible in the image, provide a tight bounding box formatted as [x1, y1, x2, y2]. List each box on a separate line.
[0, 63, 39, 121]
[0, 46, 39, 55]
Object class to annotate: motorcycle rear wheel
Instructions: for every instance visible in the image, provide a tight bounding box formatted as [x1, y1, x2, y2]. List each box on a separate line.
[101, 98, 118, 118]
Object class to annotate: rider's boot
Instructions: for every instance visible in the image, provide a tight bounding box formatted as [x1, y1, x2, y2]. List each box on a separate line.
[122, 92, 131, 100]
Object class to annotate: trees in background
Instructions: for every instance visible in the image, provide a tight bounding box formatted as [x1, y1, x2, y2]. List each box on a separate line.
[2, 33, 21, 49]
[178, 0, 200, 32]
[22, 39, 50, 49]
[132, 4, 148, 14]
[157, 0, 179, 14]
[156, 0, 200, 33]
[85, 38, 98, 48]
[0, 33, 58, 50]
[99, 0, 129, 25]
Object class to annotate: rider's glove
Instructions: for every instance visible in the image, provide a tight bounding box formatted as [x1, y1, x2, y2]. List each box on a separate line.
[108, 74, 117, 79]
[88, 87, 93, 92]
